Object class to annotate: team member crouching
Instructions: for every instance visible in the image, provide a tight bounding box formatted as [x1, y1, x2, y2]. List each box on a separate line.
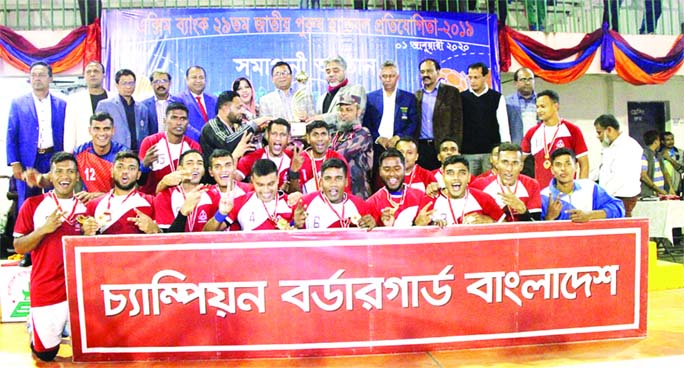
[85, 151, 160, 234]
[542, 147, 625, 222]
[13, 153, 88, 361]
[293, 158, 376, 229]
[366, 149, 433, 227]
[154, 150, 218, 232]
[208, 159, 294, 231]
[471, 142, 541, 221]
[430, 155, 505, 225]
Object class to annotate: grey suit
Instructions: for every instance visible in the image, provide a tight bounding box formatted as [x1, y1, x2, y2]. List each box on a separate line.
[96, 95, 153, 151]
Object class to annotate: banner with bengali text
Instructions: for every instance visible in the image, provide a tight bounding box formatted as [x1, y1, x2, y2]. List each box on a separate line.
[101, 9, 499, 101]
[64, 219, 647, 362]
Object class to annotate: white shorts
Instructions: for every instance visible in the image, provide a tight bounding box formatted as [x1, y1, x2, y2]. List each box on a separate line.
[28, 301, 69, 352]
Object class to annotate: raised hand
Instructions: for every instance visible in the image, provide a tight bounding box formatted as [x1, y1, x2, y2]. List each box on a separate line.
[290, 145, 304, 173]
[232, 132, 256, 161]
[414, 203, 435, 226]
[41, 208, 64, 235]
[127, 208, 160, 234]
[545, 193, 562, 220]
[293, 199, 307, 229]
[180, 185, 208, 216]
[142, 144, 159, 168]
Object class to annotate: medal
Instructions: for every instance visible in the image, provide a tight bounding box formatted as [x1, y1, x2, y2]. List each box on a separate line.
[276, 216, 291, 230]
[542, 123, 561, 170]
[349, 214, 361, 226]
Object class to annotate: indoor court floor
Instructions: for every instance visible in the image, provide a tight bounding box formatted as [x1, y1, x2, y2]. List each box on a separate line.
[0, 289, 682, 367]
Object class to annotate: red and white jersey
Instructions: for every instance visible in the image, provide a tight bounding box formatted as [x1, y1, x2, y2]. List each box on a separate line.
[429, 188, 505, 225]
[366, 186, 431, 227]
[474, 169, 496, 182]
[521, 119, 588, 188]
[86, 190, 155, 234]
[297, 149, 351, 194]
[154, 185, 219, 232]
[138, 132, 201, 194]
[404, 165, 436, 193]
[470, 174, 542, 222]
[14, 193, 87, 307]
[236, 148, 293, 185]
[227, 191, 293, 231]
[298, 192, 370, 229]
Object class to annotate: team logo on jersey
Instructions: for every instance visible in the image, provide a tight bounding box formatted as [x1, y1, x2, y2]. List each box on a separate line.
[198, 210, 208, 223]
[556, 140, 565, 148]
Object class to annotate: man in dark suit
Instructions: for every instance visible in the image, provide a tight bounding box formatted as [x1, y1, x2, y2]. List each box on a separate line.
[7, 61, 67, 212]
[176, 65, 217, 142]
[142, 70, 181, 135]
[414, 58, 463, 171]
[363, 60, 418, 190]
[95, 69, 153, 153]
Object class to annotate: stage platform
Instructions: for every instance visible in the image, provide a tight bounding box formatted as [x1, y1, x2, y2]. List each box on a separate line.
[0, 288, 682, 367]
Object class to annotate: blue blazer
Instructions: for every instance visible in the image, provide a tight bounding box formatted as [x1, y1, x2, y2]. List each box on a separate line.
[6, 93, 66, 168]
[177, 89, 217, 142]
[141, 95, 182, 133]
[505, 93, 525, 144]
[95, 95, 153, 150]
[363, 89, 418, 141]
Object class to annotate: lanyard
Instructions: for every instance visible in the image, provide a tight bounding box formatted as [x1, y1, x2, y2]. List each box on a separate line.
[163, 135, 185, 173]
[178, 185, 200, 231]
[385, 185, 407, 209]
[445, 190, 469, 225]
[49, 192, 79, 225]
[496, 176, 519, 220]
[260, 192, 281, 224]
[320, 192, 350, 228]
[542, 123, 561, 168]
[265, 149, 285, 174]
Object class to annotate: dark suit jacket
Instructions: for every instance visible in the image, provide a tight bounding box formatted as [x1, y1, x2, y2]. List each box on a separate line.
[363, 89, 418, 140]
[177, 89, 218, 142]
[7, 93, 66, 168]
[141, 95, 182, 133]
[414, 83, 463, 149]
[95, 95, 153, 150]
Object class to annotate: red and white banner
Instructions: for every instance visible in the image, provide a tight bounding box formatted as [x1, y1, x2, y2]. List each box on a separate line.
[64, 219, 648, 362]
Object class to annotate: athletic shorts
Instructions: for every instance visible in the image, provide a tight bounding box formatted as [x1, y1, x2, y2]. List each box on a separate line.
[28, 300, 69, 352]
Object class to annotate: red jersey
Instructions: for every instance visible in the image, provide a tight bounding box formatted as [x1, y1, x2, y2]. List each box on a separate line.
[429, 188, 505, 225]
[404, 165, 436, 193]
[154, 185, 219, 232]
[296, 149, 351, 194]
[470, 174, 542, 222]
[298, 191, 370, 229]
[227, 191, 293, 231]
[236, 148, 293, 185]
[13, 193, 87, 307]
[138, 132, 201, 194]
[86, 190, 155, 234]
[366, 186, 431, 227]
[73, 141, 127, 193]
[521, 119, 588, 188]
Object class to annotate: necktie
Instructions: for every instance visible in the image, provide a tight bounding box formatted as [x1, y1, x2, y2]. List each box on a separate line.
[196, 96, 208, 122]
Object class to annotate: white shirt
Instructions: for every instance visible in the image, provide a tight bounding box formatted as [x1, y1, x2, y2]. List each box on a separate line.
[378, 89, 397, 138]
[33, 93, 54, 149]
[155, 97, 170, 132]
[599, 132, 644, 197]
[470, 85, 511, 143]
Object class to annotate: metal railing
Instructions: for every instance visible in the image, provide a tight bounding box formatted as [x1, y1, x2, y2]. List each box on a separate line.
[1, 1, 682, 35]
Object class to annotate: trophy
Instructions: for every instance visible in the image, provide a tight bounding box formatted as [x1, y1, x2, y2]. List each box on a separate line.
[291, 70, 315, 137]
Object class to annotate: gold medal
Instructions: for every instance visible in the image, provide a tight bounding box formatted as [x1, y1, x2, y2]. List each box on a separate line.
[543, 159, 551, 169]
[76, 215, 88, 225]
[349, 214, 361, 226]
[276, 217, 291, 230]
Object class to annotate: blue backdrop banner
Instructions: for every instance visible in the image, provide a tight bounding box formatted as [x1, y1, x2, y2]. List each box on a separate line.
[102, 8, 499, 102]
